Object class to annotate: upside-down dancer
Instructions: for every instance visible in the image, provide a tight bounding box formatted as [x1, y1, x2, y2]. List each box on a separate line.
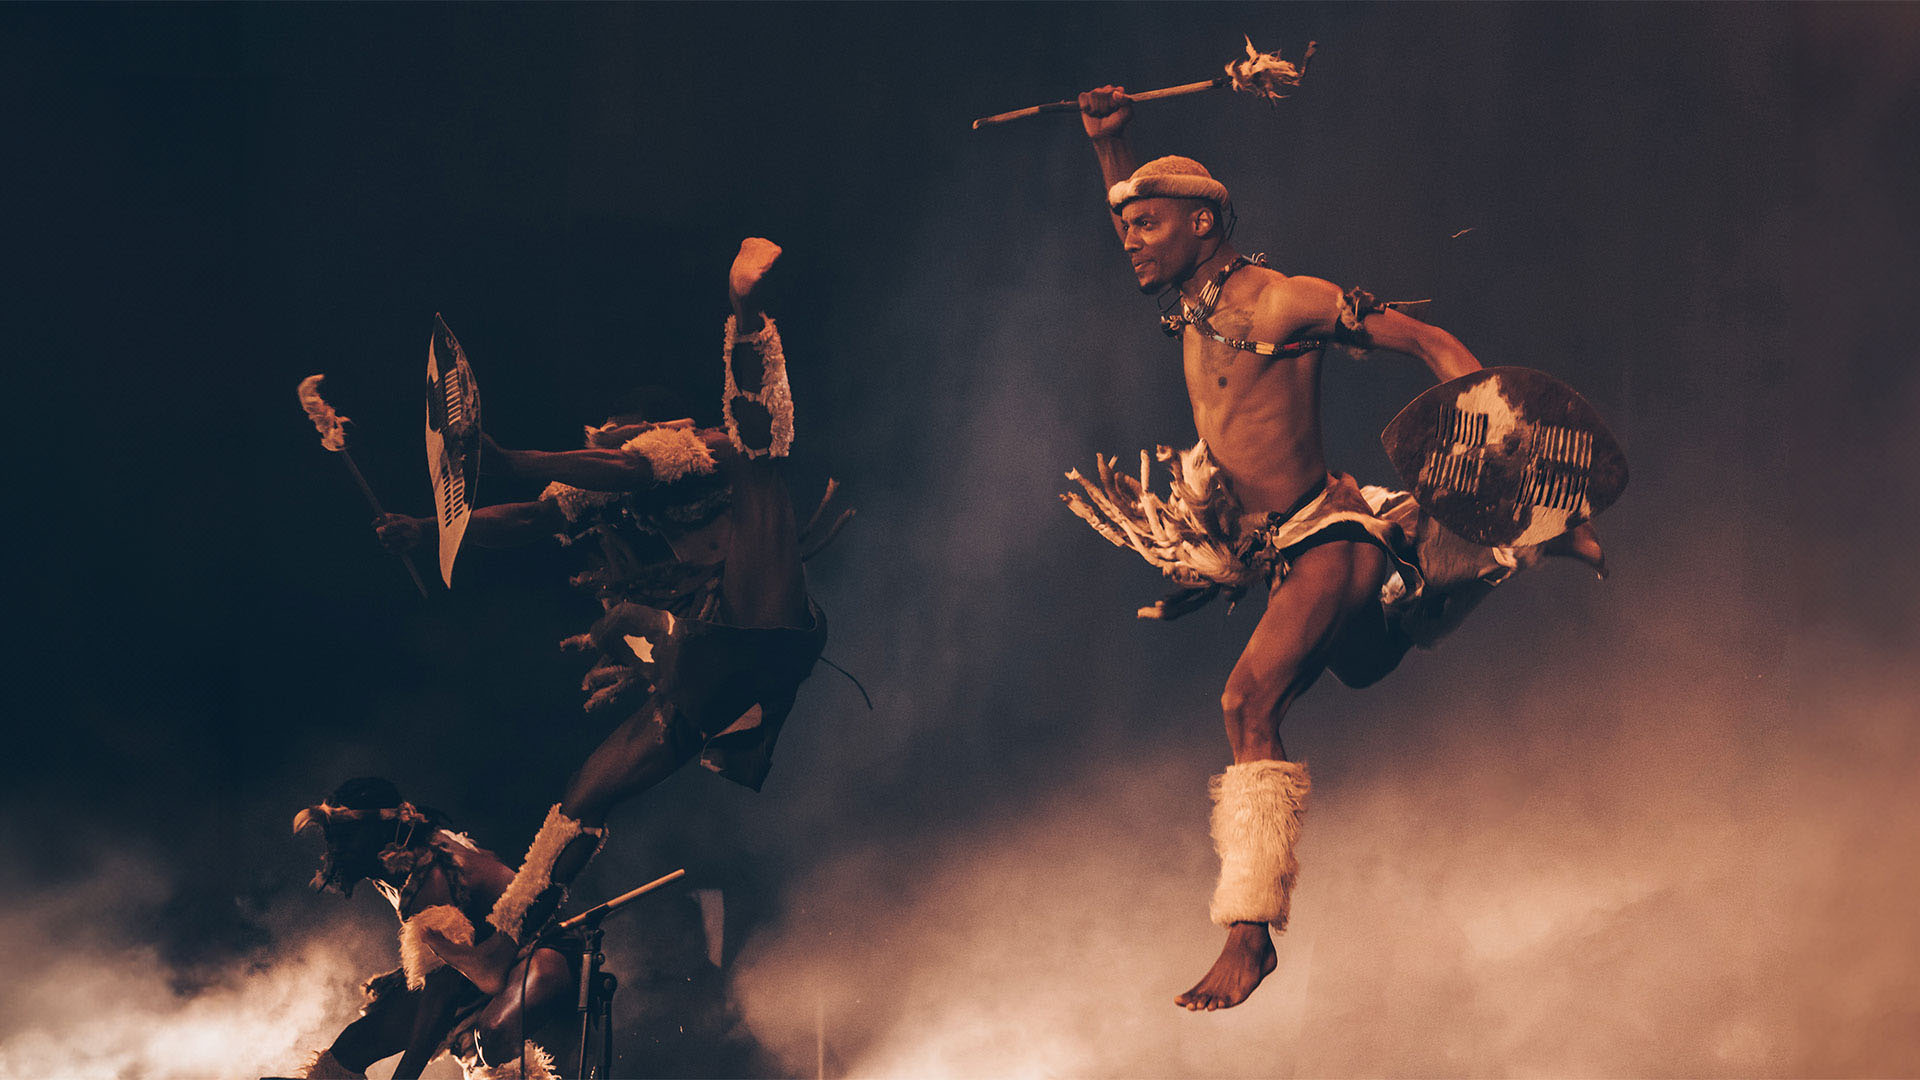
[286, 778, 572, 1080]
[374, 238, 845, 1000]
[1065, 89, 1607, 1011]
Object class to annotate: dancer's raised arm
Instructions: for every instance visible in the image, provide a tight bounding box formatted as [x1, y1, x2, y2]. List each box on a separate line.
[721, 237, 793, 458]
[1080, 86, 1139, 244]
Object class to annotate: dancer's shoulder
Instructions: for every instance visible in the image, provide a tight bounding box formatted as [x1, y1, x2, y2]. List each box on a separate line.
[1244, 272, 1342, 343]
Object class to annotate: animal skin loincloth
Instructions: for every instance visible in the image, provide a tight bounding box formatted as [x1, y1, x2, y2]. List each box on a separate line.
[1064, 439, 1541, 637]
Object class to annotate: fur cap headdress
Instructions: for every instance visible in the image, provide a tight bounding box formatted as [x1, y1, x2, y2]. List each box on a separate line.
[1107, 156, 1231, 214]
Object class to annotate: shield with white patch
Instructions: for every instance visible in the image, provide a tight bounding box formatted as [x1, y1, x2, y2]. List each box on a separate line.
[1381, 366, 1627, 547]
[425, 314, 482, 586]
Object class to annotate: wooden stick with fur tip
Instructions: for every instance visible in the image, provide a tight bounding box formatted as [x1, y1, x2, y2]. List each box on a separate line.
[297, 374, 431, 598]
[971, 38, 1315, 130]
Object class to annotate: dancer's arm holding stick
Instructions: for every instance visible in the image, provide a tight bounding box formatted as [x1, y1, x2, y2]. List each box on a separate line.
[972, 38, 1312, 132]
[973, 77, 1224, 129]
[1079, 86, 1140, 243]
[297, 375, 430, 598]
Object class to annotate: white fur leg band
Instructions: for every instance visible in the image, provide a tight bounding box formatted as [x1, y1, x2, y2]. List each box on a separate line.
[488, 804, 604, 941]
[721, 314, 793, 458]
[1208, 759, 1311, 928]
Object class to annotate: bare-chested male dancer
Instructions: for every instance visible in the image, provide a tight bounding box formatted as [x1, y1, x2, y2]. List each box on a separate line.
[1068, 88, 1605, 1011]
[375, 239, 838, 992]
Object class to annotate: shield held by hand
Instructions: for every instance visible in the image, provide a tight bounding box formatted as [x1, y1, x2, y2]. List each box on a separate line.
[425, 314, 482, 587]
[1382, 366, 1627, 548]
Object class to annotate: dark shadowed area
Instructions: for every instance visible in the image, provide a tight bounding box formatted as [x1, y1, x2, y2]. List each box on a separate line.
[4, 4, 1916, 1077]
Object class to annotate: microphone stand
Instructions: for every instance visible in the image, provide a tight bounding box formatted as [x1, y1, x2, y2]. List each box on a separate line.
[550, 868, 687, 1079]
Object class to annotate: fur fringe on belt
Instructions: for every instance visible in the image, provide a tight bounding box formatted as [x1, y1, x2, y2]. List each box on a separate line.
[1209, 759, 1311, 928]
[1062, 441, 1261, 595]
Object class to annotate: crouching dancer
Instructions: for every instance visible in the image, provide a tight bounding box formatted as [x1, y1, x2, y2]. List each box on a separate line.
[286, 778, 573, 1080]
[1063, 89, 1608, 1011]
[375, 238, 842, 992]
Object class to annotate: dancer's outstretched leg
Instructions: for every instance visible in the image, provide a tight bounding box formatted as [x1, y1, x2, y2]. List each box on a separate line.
[1177, 540, 1389, 1011]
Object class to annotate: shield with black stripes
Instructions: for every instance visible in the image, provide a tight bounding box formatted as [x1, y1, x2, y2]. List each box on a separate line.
[425, 314, 482, 587]
[1381, 367, 1627, 547]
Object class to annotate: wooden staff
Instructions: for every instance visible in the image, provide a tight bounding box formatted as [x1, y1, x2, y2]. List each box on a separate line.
[973, 77, 1229, 130]
[297, 375, 430, 598]
[972, 37, 1315, 130]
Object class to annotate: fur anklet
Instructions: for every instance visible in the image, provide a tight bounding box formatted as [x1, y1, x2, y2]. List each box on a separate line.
[462, 1039, 558, 1080]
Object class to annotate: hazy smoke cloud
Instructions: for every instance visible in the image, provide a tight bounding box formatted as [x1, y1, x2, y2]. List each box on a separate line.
[731, 560, 1920, 1077]
[6, 5, 1915, 1077]
[0, 856, 413, 1080]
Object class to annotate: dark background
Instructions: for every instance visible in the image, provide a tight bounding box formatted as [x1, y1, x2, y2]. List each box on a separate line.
[3, 4, 1916, 1077]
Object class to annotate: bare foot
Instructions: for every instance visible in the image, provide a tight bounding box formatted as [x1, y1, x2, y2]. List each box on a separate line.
[728, 237, 783, 309]
[1543, 520, 1607, 579]
[1176, 921, 1277, 1011]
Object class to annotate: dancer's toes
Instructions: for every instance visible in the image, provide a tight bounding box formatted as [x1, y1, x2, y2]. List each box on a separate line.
[1544, 521, 1607, 578]
[1176, 923, 1277, 1012]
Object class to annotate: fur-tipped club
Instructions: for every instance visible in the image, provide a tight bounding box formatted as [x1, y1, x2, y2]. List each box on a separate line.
[971, 38, 1314, 130]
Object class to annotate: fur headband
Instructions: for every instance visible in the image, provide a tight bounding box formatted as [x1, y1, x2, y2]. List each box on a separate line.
[1108, 156, 1231, 213]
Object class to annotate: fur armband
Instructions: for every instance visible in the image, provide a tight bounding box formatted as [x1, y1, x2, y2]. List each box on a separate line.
[620, 425, 717, 483]
[721, 314, 794, 458]
[1331, 287, 1385, 349]
[540, 482, 615, 524]
[398, 904, 474, 990]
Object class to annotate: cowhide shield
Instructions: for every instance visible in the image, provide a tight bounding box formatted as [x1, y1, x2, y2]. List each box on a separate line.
[1381, 366, 1627, 547]
[425, 314, 482, 587]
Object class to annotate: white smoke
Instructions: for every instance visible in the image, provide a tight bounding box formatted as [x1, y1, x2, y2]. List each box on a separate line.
[0, 855, 449, 1080]
[731, 579, 1920, 1077]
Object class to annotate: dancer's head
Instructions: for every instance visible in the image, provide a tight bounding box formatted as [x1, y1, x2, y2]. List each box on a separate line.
[1108, 156, 1232, 292]
[293, 777, 445, 897]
